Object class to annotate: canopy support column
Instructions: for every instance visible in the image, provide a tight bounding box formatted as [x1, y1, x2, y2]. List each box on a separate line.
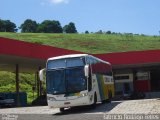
[37, 66, 42, 97]
[15, 64, 20, 106]
[36, 71, 39, 97]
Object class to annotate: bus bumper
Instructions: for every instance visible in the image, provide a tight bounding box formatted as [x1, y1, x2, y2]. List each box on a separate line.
[47, 95, 92, 108]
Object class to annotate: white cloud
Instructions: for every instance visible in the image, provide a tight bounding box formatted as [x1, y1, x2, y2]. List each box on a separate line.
[49, 0, 70, 4]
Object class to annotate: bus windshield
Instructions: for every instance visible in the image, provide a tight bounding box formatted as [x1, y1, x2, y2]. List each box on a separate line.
[46, 67, 87, 95]
[47, 57, 85, 69]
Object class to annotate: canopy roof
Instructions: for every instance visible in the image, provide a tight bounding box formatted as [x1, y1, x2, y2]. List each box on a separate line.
[0, 37, 160, 72]
[0, 37, 80, 72]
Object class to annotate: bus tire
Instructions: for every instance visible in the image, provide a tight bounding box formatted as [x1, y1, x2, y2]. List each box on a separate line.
[102, 99, 107, 104]
[107, 92, 112, 103]
[60, 108, 65, 113]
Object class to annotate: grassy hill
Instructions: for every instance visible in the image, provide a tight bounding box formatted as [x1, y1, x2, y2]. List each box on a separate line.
[0, 32, 160, 54]
[0, 32, 160, 104]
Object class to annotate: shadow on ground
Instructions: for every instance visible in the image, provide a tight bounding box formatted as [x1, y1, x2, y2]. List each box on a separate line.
[54, 101, 122, 115]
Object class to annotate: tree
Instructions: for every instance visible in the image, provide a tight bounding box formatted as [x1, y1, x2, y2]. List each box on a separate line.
[63, 22, 77, 33]
[37, 20, 63, 33]
[106, 31, 111, 34]
[4, 20, 16, 32]
[20, 19, 38, 33]
[0, 19, 16, 32]
[0, 19, 5, 32]
[85, 30, 89, 34]
[96, 30, 103, 34]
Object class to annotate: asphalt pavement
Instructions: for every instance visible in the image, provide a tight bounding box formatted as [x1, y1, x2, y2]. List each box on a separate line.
[0, 99, 160, 120]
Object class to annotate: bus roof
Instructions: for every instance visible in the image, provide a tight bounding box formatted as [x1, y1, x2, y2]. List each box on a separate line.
[48, 54, 88, 61]
[91, 55, 111, 65]
[48, 54, 111, 65]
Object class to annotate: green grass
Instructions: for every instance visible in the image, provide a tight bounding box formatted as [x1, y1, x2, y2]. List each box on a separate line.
[0, 71, 38, 104]
[0, 32, 160, 54]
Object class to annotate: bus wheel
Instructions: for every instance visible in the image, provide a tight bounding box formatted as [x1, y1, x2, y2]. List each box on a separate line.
[107, 92, 112, 103]
[60, 108, 65, 113]
[102, 99, 107, 104]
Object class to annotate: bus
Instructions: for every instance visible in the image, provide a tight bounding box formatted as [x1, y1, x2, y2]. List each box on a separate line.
[39, 54, 114, 112]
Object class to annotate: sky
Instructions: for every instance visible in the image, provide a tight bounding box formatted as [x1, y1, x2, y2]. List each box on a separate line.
[1, 0, 160, 35]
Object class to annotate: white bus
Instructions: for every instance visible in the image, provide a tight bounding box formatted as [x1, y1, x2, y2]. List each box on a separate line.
[39, 54, 114, 112]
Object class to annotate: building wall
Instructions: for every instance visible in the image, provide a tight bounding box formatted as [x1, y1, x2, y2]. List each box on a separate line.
[114, 70, 133, 95]
[134, 71, 150, 92]
[113, 67, 160, 95]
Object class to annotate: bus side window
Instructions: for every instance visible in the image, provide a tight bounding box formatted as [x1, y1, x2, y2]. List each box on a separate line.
[107, 71, 113, 76]
[86, 56, 90, 65]
[88, 66, 92, 91]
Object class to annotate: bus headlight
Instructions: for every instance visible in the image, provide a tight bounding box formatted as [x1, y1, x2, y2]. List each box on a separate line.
[47, 96, 56, 101]
[80, 93, 88, 97]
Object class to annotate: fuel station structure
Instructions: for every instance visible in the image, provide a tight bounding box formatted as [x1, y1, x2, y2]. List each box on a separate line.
[0, 37, 160, 106]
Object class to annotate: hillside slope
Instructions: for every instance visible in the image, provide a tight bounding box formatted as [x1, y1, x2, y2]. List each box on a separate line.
[0, 32, 160, 54]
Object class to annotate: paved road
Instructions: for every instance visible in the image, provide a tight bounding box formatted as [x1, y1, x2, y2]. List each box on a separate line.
[0, 99, 160, 120]
[0, 103, 115, 120]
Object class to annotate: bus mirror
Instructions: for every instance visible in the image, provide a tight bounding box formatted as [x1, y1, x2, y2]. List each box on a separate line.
[39, 68, 46, 81]
[84, 65, 89, 77]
